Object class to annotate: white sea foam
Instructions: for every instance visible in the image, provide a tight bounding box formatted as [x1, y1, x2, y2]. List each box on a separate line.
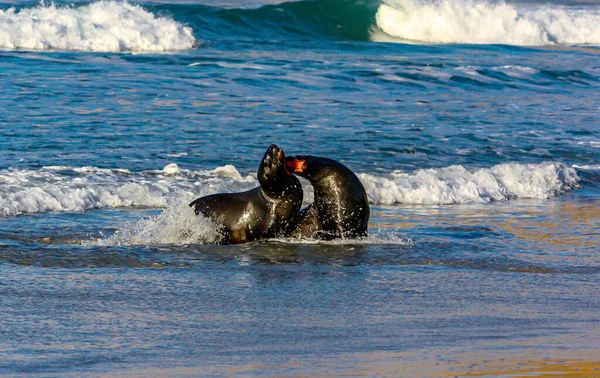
[373, 0, 600, 46]
[573, 164, 600, 170]
[0, 162, 580, 217]
[0, 1, 195, 52]
[360, 162, 579, 205]
[577, 141, 600, 148]
[0, 164, 257, 216]
[272, 233, 414, 246]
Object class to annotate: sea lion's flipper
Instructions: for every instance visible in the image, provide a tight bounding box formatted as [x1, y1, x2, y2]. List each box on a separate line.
[288, 204, 325, 239]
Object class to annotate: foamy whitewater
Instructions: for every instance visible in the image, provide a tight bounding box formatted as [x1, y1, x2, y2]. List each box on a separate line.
[0, 1, 195, 52]
[0, 162, 580, 217]
[374, 0, 600, 45]
[0, 164, 256, 216]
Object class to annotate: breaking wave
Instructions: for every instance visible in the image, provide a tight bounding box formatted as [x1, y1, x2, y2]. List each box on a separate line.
[360, 162, 579, 205]
[0, 164, 255, 216]
[0, 161, 580, 217]
[0, 1, 195, 52]
[373, 0, 600, 45]
[2, 0, 599, 50]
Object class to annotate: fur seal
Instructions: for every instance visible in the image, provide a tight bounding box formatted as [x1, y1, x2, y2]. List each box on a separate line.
[285, 156, 369, 240]
[190, 144, 303, 244]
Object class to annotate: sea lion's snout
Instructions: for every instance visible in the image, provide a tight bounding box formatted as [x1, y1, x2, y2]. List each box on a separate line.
[285, 158, 306, 174]
[268, 144, 285, 161]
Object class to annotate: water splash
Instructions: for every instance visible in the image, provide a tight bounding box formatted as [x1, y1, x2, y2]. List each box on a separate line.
[92, 199, 221, 246]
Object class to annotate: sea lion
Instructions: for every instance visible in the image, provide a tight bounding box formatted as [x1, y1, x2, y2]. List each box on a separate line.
[189, 144, 303, 244]
[285, 155, 369, 240]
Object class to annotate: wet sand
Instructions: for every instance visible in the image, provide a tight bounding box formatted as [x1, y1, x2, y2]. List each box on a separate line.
[444, 359, 600, 377]
[111, 351, 600, 377]
[214, 351, 600, 377]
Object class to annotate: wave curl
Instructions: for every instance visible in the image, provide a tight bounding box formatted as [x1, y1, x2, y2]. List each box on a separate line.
[373, 0, 600, 45]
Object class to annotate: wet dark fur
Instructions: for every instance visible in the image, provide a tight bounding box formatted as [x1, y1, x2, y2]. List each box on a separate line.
[287, 156, 369, 240]
[189, 145, 303, 244]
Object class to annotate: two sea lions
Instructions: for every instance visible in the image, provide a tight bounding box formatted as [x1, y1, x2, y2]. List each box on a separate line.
[190, 146, 369, 243]
[189, 144, 303, 244]
[285, 155, 370, 240]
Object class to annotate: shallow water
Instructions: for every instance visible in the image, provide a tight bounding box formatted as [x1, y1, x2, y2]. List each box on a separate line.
[1, 0, 600, 375]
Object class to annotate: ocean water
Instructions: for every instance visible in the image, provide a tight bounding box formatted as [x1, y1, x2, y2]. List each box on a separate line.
[1, 0, 599, 375]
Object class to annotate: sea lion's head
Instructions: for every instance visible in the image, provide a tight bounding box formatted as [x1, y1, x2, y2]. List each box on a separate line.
[257, 144, 298, 194]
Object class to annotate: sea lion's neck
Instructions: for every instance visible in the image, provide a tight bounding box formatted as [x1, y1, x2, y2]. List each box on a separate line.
[261, 175, 301, 200]
[312, 176, 344, 208]
[312, 174, 340, 194]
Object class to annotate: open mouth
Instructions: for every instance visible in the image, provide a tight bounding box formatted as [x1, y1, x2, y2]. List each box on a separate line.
[276, 149, 294, 176]
[285, 158, 305, 174]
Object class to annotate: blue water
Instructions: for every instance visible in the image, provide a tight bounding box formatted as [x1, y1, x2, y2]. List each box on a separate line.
[1, 0, 599, 375]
